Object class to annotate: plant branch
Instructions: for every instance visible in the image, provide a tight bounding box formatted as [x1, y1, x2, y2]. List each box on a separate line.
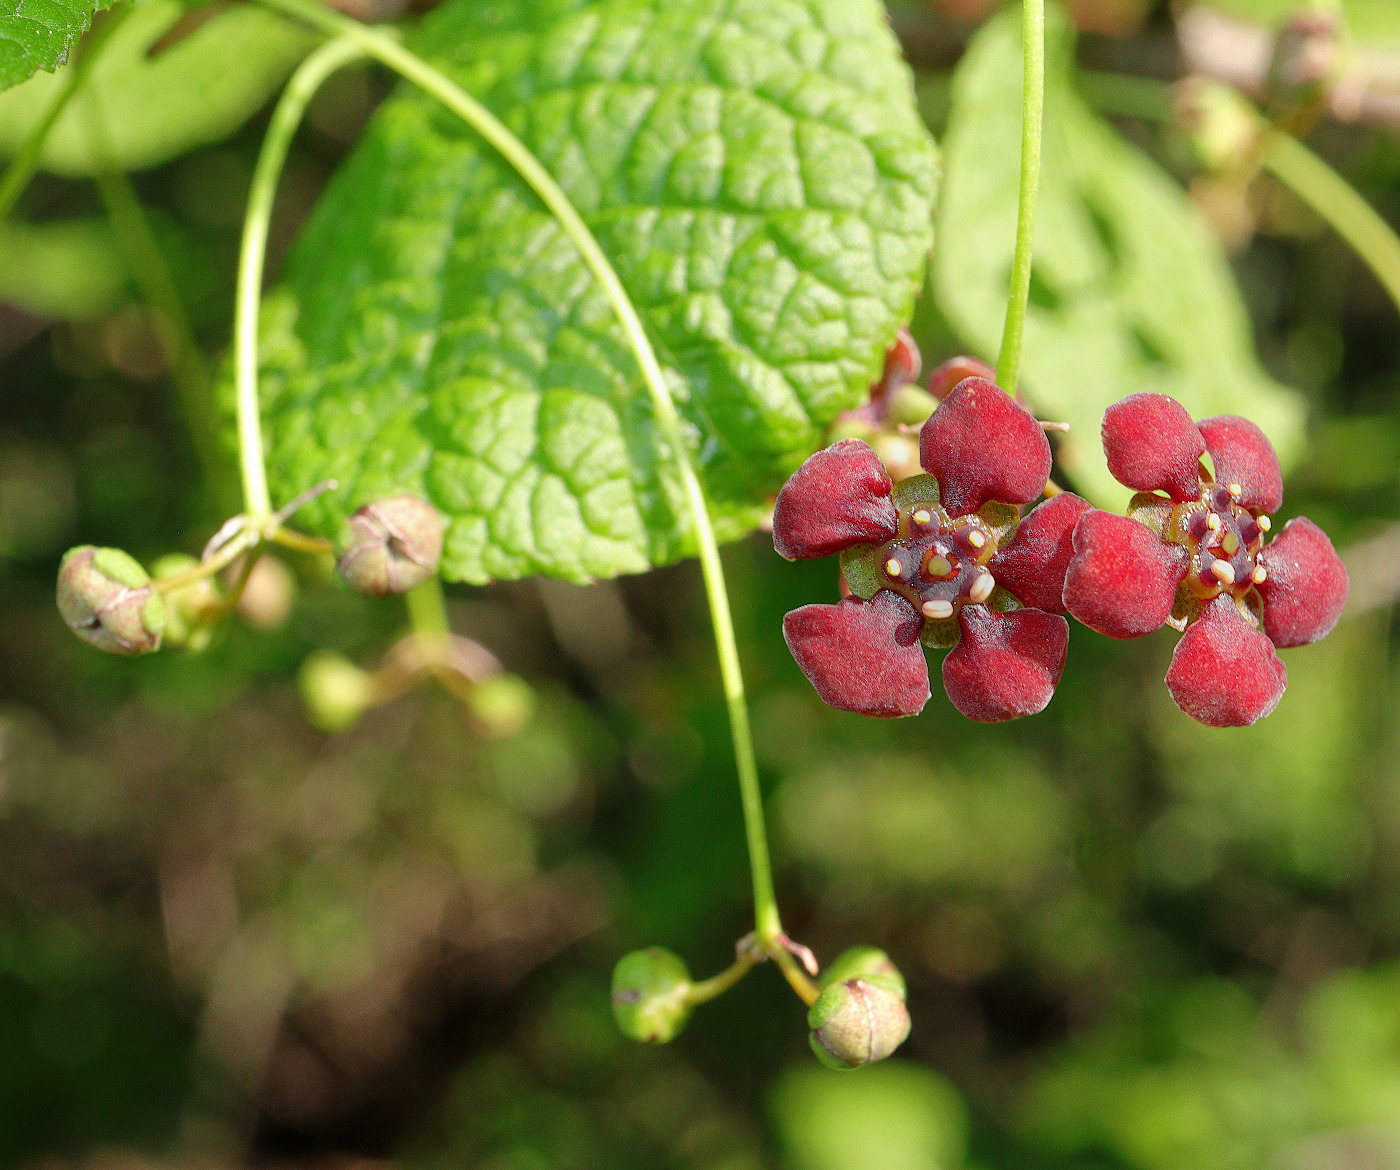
[995, 0, 1046, 396]
[0, 3, 133, 223]
[235, 34, 368, 520]
[253, 0, 785, 944]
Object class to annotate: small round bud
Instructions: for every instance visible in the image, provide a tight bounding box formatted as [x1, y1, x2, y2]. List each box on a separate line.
[151, 554, 220, 652]
[237, 555, 296, 631]
[466, 674, 536, 739]
[336, 495, 444, 597]
[817, 946, 906, 1000]
[1173, 79, 1260, 175]
[886, 384, 939, 428]
[56, 545, 165, 655]
[298, 650, 376, 732]
[807, 978, 910, 1070]
[611, 947, 693, 1044]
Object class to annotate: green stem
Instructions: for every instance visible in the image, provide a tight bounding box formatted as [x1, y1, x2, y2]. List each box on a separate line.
[234, 34, 368, 520]
[405, 576, 452, 646]
[254, 0, 783, 943]
[1260, 131, 1400, 321]
[995, 0, 1046, 395]
[0, 2, 132, 223]
[683, 949, 761, 1007]
[94, 171, 226, 500]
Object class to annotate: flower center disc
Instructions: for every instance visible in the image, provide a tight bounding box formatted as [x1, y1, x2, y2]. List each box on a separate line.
[876, 503, 997, 623]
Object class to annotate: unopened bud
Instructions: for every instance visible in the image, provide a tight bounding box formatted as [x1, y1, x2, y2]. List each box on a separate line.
[466, 674, 535, 739]
[151, 554, 220, 652]
[871, 433, 920, 484]
[1174, 78, 1260, 175]
[237, 555, 296, 631]
[611, 947, 693, 1044]
[808, 978, 910, 1070]
[56, 545, 165, 655]
[336, 495, 444, 597]
[299, 649, 376, 732]
[927, 355, 996, 402]
[887, 384, 939, 428]
[818, 946, 906, 1000]
[875, 328, 922, 397]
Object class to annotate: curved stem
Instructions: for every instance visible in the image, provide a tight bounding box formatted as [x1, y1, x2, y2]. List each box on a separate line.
[995, 0, 1046, 396]
[234, 35, 368, 520]
[253, 0, 783, 942]
[0, 2, 133, 223]
[1261, 131, 1400, 320]
[684, 949, 761, 1007]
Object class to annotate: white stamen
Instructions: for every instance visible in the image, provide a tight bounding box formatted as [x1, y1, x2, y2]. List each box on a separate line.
[912, 509, 932, 525]
[968, 572, 995, 603]
[885, 558, 902, 577]
[967, 530, 987, 550]
[1210, 559, 1236, 585]
[1227, 482, 1242, 497]
[922, 599, 954, 620]
[1258, 515, 1272, 532]
[1252, 566, 1267, 584]
[1206, 514, 1222, 531]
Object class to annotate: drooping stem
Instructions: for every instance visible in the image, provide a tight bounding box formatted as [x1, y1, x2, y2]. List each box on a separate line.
[234, 35, 368, 520]
[405, 576, 452, 647]
[0, 2, 132, 223]
[253, 0, 785, 945]
[1260, 131, 1400, 321]
[995, 0, 1046, 396]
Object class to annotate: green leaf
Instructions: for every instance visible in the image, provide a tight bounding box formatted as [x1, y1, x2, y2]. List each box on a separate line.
[0, 217, 125, 318]
[0, 0, 315, 176]
[933, 5, 1304, 508]
[256, 0, 938, 584]
[0, 0, 112, 93]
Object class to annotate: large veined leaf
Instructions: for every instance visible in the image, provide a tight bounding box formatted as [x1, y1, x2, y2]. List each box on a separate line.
[0, 0, 111, 92]
[0, 0, 315, 176]
[934, 6, 1304, 508]
[256, 0, 938, 585]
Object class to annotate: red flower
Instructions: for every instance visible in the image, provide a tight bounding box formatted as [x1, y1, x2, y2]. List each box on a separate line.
[775, 378, 1085, 723]
[1062, 392, 1349, 727]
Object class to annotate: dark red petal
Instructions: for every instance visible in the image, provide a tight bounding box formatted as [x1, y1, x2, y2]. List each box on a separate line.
[783, 592, 931, 718]
[942, 605, 1068, 722]
[1101, 393, 1206, 501]
[989, 492, 1093, 615]
[927, 355, 996, 402]
[918, 377, 1051, 514]
[1257, 516, 1349, 647]
[875, 328, 923, 397]
[1062, 509, 1189, 638]
[772, 439, 897, 561]
[1165, 597, 1287, 727]
[1197, 415, 1284, 513]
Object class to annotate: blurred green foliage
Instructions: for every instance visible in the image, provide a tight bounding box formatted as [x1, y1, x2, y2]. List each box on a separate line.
[1, 1, 1400, 1169]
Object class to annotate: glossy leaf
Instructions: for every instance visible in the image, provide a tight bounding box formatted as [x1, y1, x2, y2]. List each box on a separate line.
[253, 0, 938, 584]
[933, 6, 1303, 509]
[0, 0, 111, 93]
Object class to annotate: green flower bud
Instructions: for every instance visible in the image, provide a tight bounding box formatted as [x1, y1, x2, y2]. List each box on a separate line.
[151, 553, 220, 652]
[886, 384, 938, 428]
[56, 545, 165, 655]
[818, 946, 906, 1000]
[611, 947, 693, 1044]
[807, 978, 910, 1070]
[336, 495, 444, 597]
[299, 650, 376, 733]
[466, 674, 536, 739]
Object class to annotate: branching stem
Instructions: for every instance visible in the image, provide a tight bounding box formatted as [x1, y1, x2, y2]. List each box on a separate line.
[995, 0, 1046, 396]
[252, 0, 786, 949]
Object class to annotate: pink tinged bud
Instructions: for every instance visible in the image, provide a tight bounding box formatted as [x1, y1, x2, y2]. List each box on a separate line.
[1101, 393, 1207, 501]
[336, 495, 444, 597]
[1256, 516, 1349, 648]
[942, 605, 1069, 722]
[772, 439, 898, 561]
[926, 355, 996, 402]
[782, 592, 931, 718]
[1062, 510, 1190, 639]
[611, 947, 693, 1044]
[918, 377, 1052, 514]
[818, 946, 907, 999]
[1197, 415, 1284, 514]
[876, 328, 923, 397]
[808, 978, 911, 1070]
[1165, 597, 1287, 727]
[56, 545, 165, 655]
[989, 492, 1093, 615]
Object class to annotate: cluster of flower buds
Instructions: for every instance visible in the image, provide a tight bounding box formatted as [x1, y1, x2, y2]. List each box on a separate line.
[611, 940, 911, 1070]
[774, 345, 1347, 728]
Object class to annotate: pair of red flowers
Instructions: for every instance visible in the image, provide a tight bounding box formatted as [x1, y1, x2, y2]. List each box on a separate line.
[775, 372, 1348, 727]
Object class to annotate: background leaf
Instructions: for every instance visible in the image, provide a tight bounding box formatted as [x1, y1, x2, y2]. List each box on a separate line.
[1196, 0, 1400, 49]
[256, 0, 938, 584]
[0, 0, 315, 177]
[933, 5, 1304, 508]
[0, 0, 111, 93]
[0, 217, 124, 318]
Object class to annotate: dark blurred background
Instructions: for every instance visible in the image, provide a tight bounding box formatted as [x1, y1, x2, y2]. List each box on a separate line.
[2, 0, 1400, 1166]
